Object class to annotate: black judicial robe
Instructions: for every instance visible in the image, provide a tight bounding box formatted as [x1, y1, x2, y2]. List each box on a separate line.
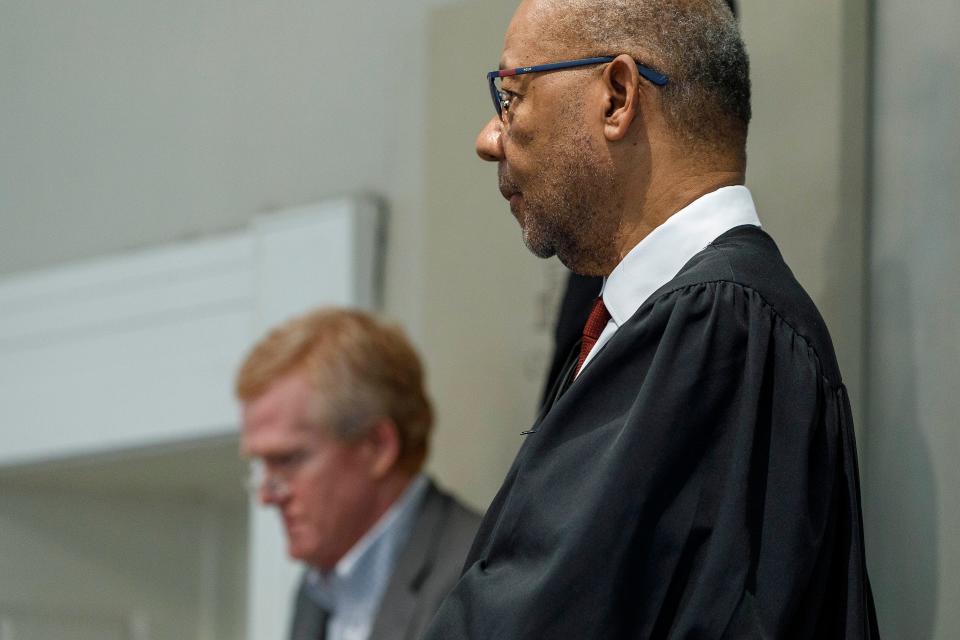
[424, 226, 879, 639]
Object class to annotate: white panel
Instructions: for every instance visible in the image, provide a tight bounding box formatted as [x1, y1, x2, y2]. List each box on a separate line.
[0, 235, 257, 466]
[0, 197, 381, 467]
[0, 233, 253, 308]
[253, 196, 382, 330]
[0, 309, 252, 464]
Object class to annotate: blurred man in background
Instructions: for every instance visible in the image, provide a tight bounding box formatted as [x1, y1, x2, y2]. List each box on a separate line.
[237, 308, 480, 640]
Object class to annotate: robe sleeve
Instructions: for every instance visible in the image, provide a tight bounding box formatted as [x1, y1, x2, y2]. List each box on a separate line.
[601, 281, 879, 638]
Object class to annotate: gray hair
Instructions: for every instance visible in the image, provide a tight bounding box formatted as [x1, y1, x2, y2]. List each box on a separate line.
[547, 0, 750, 152]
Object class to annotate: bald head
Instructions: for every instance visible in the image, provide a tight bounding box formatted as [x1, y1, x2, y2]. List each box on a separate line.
[536, 0, 750, 158]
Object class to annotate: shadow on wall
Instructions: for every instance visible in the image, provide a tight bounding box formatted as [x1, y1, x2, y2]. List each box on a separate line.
[865, 262, 938, 639]
[819, 171, 866, 440]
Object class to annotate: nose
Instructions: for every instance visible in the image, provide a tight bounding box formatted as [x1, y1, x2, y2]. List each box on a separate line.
[476, 117, 504, 162]
[259, 477, 292, 506]
[258, 482, 277, 506]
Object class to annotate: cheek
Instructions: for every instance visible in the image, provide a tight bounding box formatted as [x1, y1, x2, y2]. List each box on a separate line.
[299, 459, 370, 518]
[507, 120, 536, 148]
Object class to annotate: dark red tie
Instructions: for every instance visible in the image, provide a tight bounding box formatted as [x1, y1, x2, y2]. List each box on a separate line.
[574, 297, 611, 376]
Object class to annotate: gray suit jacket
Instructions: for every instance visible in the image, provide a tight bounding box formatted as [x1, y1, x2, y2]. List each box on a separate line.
[289, 478, 481, 640]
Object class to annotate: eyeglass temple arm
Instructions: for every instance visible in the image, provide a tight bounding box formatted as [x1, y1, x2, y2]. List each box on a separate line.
[490, 57, 668, 86]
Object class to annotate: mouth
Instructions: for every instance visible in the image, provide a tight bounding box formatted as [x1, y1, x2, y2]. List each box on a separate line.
[499, 184, 522, 215]
[498, 165, 520, 208]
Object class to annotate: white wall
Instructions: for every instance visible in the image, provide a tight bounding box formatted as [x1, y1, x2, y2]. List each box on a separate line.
[0, 0, 438, 336]
[865, 0, 960, 637]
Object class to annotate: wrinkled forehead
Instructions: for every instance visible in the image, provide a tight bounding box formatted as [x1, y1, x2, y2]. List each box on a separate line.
[501, 0, 569, 68]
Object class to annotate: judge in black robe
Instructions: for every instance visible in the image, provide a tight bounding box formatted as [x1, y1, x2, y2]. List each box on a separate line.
[425, 225, 878, 638]
[426, 0, 879, 635]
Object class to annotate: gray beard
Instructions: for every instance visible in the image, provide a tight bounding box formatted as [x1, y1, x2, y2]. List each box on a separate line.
[518, 135, 623, 275]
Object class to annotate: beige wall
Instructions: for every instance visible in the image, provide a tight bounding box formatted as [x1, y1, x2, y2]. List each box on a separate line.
[420, 0, 564, 509]
[865, 0, 960, 637]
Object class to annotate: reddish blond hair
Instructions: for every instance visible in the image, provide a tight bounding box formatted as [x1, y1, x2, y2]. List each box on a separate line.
[236, 308, 433, 473]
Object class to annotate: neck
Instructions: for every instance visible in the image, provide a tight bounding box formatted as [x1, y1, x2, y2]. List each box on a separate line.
[361, 471, 415, 540]
[375, 471, 416, 515]
[614, 168, 744, 264]
[313, 471, 416, 574]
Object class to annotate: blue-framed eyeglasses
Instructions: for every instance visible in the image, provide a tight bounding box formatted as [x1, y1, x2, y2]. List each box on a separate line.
[487, 56, 668, 118]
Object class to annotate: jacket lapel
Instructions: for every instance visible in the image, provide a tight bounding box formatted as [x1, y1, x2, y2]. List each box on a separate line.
[289, 578, 330, 640]
[367, 481, 450, 640]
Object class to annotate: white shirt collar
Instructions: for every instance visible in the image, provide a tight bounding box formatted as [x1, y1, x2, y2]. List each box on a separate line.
[575, 185, 760, 378]
[602, 185, 761, 327]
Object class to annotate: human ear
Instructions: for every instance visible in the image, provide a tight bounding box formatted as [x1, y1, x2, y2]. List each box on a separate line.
[602, 54, 643, 142]
[365, 418, 401, 478]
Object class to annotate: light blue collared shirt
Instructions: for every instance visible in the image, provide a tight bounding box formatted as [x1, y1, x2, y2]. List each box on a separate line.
[577, 185, 762, 376]
[306, 474, 430, 640]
